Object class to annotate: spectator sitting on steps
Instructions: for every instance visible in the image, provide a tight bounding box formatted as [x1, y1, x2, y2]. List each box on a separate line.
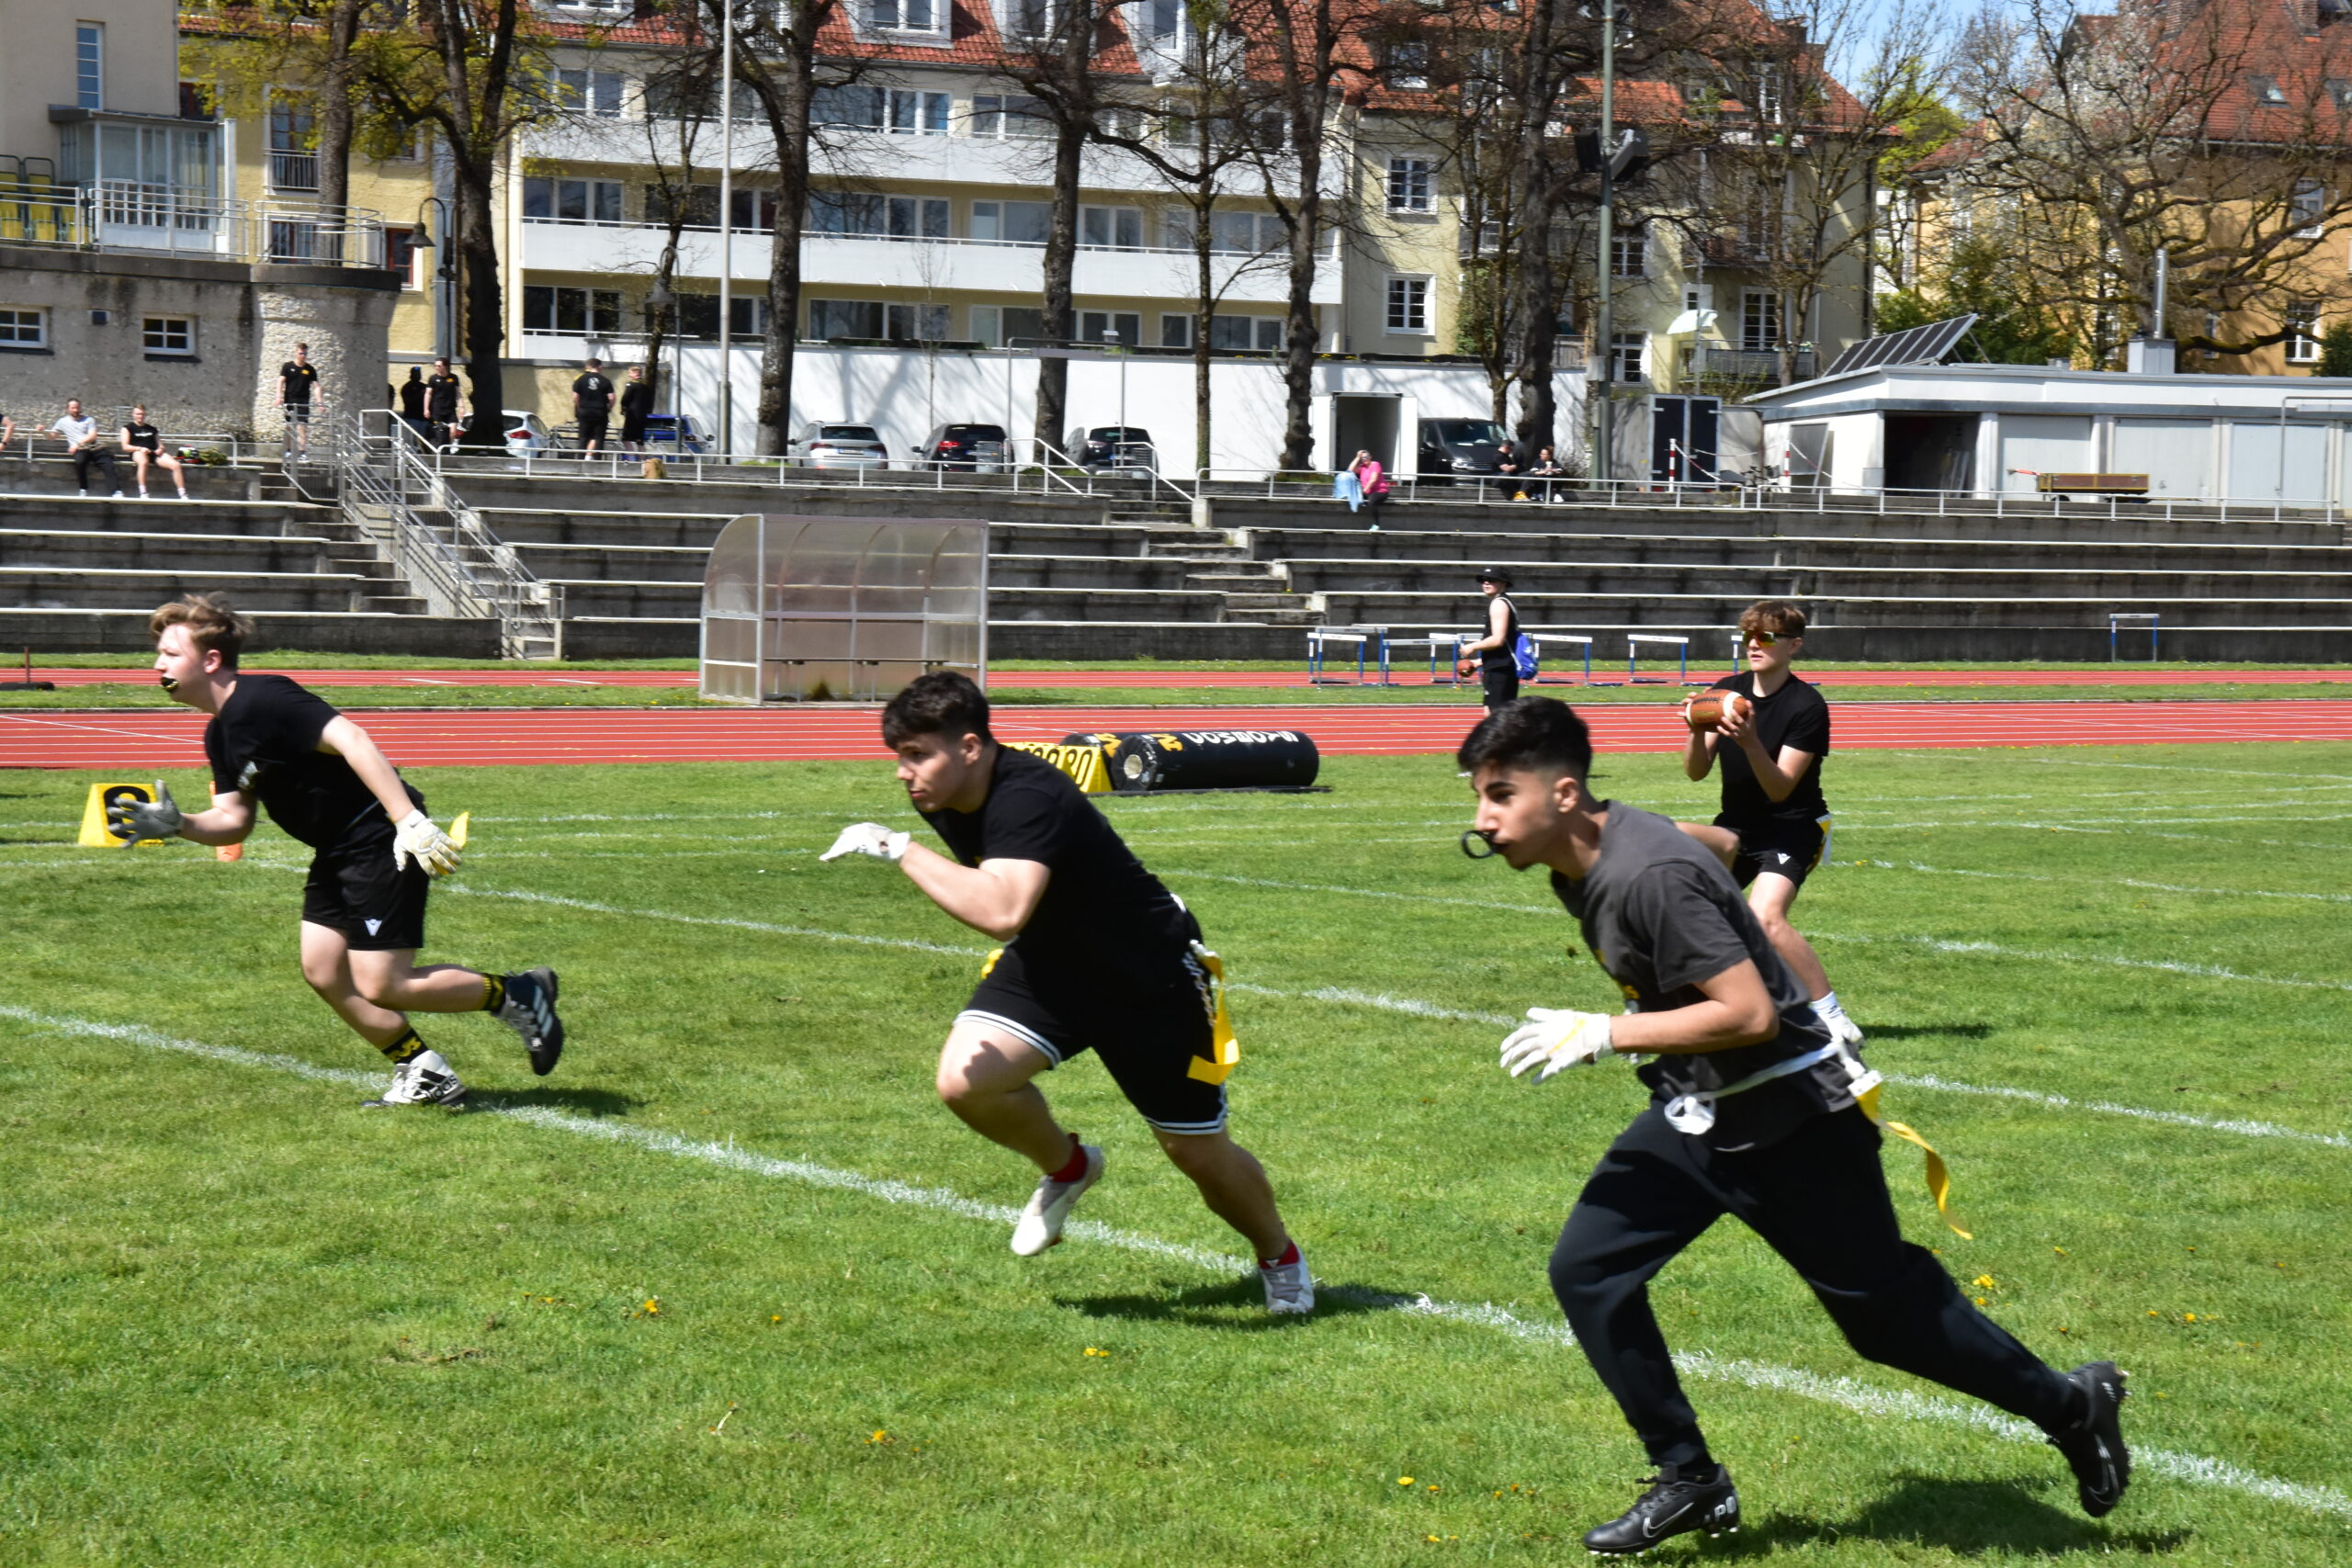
[52, 399, 122, 498]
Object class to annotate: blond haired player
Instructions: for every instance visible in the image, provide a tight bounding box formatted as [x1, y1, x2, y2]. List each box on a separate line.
[108, 594, 564, 1106]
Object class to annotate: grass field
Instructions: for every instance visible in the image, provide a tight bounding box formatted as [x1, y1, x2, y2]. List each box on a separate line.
[5, 742, 2349, 1564]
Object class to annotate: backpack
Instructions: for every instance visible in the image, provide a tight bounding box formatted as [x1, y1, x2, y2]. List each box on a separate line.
[1512, 632, 1540, 679]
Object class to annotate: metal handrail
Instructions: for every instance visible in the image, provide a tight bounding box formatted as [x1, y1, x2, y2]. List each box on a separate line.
[2, 185, 387, 267]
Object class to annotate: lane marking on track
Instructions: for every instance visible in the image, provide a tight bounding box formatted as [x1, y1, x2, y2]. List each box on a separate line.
[4, 998, 2345, 1524]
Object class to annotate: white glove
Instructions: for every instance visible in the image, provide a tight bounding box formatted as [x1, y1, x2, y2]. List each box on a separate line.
[107, 780, 184, 845]
[1498, 1009, 1618, 1081]
[821, 822, 910, 863]
[392, 808, 463, 877]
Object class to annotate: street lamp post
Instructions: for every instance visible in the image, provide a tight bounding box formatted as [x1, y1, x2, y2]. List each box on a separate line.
[1103, 326, 1127, 443]
[1592, 0, 1618, 485]
[717, 0, 735, 457]
[413, 196, 455, 365]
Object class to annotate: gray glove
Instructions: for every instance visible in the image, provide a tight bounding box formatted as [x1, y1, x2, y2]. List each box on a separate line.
[107, 780, 184, 846]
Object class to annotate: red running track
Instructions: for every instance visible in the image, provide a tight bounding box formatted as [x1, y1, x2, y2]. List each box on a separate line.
[9, 699, 2352, 769]
[21, 665, 2352, 690]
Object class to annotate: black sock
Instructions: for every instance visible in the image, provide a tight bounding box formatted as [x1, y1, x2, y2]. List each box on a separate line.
[480, 975, 506, 1013]
[379, 1026, 425, 1064]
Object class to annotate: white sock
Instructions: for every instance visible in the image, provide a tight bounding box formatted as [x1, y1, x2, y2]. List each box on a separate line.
[1812, 990, 1845, 1019]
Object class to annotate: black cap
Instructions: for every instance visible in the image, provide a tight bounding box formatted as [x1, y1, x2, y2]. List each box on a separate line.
[1476, 566, 1512, 584]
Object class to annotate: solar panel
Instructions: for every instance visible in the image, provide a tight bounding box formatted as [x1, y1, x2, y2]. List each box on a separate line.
[1822, 313, 1979, 378]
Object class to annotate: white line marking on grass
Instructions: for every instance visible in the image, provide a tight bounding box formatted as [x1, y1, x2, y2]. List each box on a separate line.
[1811, 931, 2352, 995]
[1857, 858, 2352, 905]
[6, 999, 2345, 1524]
[1887, 1072, 2352, 1150]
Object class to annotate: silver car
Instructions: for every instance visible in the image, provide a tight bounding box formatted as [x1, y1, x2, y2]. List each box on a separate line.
[788, 422, 889, 469]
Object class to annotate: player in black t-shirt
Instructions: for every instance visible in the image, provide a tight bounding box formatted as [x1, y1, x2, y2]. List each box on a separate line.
[617, 365, 654, 451]
[107, 594, 568, 1108]
[278, 343, 322, 457]
[1461, 697, 2129, 1553]
[119, 403, 187, 500]
[1681, 600, 1860, 1046]
[1454, 566, 1521, 709]
[571, 357, 614, 457]
[424, 357, 465, 448]
[821, 672, 1313, 1313]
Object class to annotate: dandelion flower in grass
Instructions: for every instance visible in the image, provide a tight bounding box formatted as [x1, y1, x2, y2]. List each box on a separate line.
[1399, 1476, 1415, 1486]
[869, 1430, 889, 1444]
[1972, 1274, 1996, 1291]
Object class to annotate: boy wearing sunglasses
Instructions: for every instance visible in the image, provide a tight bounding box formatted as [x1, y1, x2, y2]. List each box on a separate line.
[1682, 600, 1860, 1045]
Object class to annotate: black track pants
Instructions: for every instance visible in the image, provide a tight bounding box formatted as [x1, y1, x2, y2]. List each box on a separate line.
[1549, 1104, 2075, 1469]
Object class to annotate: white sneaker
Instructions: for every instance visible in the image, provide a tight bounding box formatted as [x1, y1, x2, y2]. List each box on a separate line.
[1010, 1144, 1103, 1256]
[363, 1048, 468, 1108]
[110, 490, 125, 499]
[1814, 1001, 1864, 1046]
[1261, 1252, 1316, 1315]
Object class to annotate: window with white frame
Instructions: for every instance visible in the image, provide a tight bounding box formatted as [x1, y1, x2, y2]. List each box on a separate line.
[143, 316, 195, 356]
[868, 0, 947, 35]
[2293, 178, 2326, 238]
[1610, 226, 1646, 277]
[522, 286, 623, 334]
[808, 299, 885, 339]
[809, 191, 950, 238]
[969, 93, 1051, 137]
[555, 67, 628, 118]
[2288, 301, 2322, 363]
[1080, 310, 1141, 345]
[1386, 39, 1430, 89]
[1008, 0, 1058, 39]
[969, 304, 1002, 345]
[969, 198, 1049, 243]
[1165, 207, 1284, 254]
[386, 226, 420, 288]
[1212, 313, 1284, 351]
[887, 89, 951, 133]
[1387, 157, 1433, 213]
[523, 177, 625, 223]
[1159, 312, 1193, 348]
[1080, 205, 1143, 249]
[1740, 288, 1781, 351]
[1385, 276, 1430, 333]
[1611, 331, 1647, 382]
[887, 302, 952, 341]
[0, 307, 50, 347]
[75, 23, 103, 111]
[2252, 74, 2287, 104]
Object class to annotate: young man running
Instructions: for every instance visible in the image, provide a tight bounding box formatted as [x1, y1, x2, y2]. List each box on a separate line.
[108, 594, 565, 1107]
[1461, 696, 2128, 1554]
[821, 671, 1313, 1314]
[1683, 599, 1860, 1044]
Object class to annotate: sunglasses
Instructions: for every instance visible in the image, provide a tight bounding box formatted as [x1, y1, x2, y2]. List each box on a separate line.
[1746, 632, 1781, 648]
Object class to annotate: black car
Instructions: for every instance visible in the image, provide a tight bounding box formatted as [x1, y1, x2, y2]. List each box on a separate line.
[1066, 425, 1156, 471]
[920, 423, 1007, 471]
[1417, 417, 1510, 482]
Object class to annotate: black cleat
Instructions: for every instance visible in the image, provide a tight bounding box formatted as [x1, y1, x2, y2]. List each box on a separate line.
[495, 967, 564, 1076]
[2049, 1360, 2130, 1517]
[1584, 1463, 1740, 1556]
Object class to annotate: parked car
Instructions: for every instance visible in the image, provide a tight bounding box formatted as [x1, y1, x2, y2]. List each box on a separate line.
[919, 423, 1008, 471]
[639, 413, 711, 455]
[1417, 417, 1510, 482]
[788, 422, 890, 469]
[1066, 425, 1156, 471]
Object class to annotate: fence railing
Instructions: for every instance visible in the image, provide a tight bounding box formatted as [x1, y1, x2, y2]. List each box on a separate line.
[0, 182, 385, 268]
[266, 150, 320, 193]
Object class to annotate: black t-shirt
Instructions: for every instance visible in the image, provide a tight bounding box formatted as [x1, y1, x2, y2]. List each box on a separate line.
[1708, 671, 1830, 826]
[424, 372, 463, 420]
[921, 746, 1195, 987]
[122, 422, 159, 452]
[619, 380, 653, 420]
[573, 373, 614, 414]
[1550, 803, 1845, 1149]
[280, 362, 320, 404]
[1481, 593, 1521, 672]
[204, 675, 416, 850]
[399, 378, 427, 418]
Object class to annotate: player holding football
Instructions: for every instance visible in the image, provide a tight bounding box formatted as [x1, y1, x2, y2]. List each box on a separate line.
[109, 594, 565, 1107]
[1463, 696, 2129, 1554]
[821, 672, 1313, 1314]
[1683, 599, 1860, 1044]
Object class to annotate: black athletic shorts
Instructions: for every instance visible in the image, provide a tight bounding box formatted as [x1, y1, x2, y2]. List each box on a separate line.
[300, 828, 429, 950]
[956, 939, 1228, 1135]
[577, 413, 609, 444]
[284, 401, 313, 426]
[1482, 663, 1521, 708]
[1724, 815, 1832, 891]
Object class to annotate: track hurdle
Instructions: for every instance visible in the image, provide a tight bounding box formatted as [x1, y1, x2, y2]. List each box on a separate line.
[1307, 626, 1389, 685]
[1529, 633, 1594, 684]
[2108, 612, 2159, 662]
[1626, 634, 1691, 684]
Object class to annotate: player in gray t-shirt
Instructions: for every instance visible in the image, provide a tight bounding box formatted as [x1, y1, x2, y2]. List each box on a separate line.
[1458, 697, 2130, 1555]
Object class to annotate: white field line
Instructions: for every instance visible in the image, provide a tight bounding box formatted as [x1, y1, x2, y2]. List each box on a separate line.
[4, 1000, 2345, 1525]
[1807, 931, 2352, 996]
[1855, 859, 2352, 906]
[7, 861, 2348, 1149]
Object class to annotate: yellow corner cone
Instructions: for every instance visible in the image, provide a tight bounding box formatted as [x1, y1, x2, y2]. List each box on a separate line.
[79, 782, 165, 848]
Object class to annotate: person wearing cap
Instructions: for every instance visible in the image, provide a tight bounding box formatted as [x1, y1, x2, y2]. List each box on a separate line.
[1455, 567, 1522, 709]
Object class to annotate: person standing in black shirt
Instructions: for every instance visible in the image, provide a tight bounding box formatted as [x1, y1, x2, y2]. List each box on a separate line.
[397, 367, 433, 446]
[119, 404, 187, 500]
[278, 343, 322, 457]
[617, 364, 654, 453]
[424, 356, 465, 448]
[571, 356, 614, 457]
[1455, 566, 1522, 709]
[107, 594, 568, 1108]
[1683, 600, 1860, 1045]
[1461, 697, 2129, 1554]
[821, 672, 1313, 1313]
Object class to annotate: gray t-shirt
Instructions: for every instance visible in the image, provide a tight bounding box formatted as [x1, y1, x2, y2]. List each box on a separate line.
[1550, 801, 1848, 1149]
[51, 414, 97, 446]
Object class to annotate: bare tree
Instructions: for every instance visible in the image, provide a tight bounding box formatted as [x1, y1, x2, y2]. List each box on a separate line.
[634, 48, 729, 417]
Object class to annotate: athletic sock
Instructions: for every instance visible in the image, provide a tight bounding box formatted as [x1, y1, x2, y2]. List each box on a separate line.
[379, 1026, 426, 1065]
[1260, 1239, 1302, 1271]
[1813, 990, 1844, 1017]
[1046, 1137, 1090, 1184]
[480, 975, 507, 1013]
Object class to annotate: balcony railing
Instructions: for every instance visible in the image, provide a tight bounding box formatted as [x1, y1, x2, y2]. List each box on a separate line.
[1682, 345, 1816, 385]
[518, 210, 1341, 260]
[4, 182, 386, 268]
[267, 149, 320, 193]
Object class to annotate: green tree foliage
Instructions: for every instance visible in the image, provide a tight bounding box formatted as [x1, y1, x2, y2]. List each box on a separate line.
[1877, 233, 2075, 366]
[2316, 321, 2352, 378]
